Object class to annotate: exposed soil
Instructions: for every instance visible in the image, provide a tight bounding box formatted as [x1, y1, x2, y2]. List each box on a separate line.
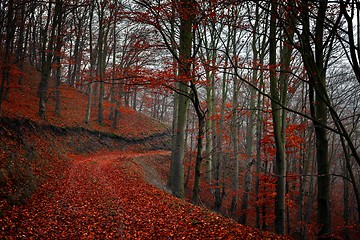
[131, 151, 172, 194]
[0, 116, 171, 206]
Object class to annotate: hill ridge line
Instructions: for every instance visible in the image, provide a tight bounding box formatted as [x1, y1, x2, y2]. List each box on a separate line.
[0, 115, 171, 144]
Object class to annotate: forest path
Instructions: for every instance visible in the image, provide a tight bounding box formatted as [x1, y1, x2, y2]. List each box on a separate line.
[1, 150, 284, 239]
[2, 150, 177, 238]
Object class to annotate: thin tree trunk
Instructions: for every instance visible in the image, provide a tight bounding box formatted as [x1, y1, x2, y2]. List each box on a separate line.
[2, 0, 15, 101]
[112, 85, 122, 129]
[205, 74, 214, 182]
[255, 94, 263, 229]
[340, 135, 360, 223]
[54, 2, 63, 116]
[110, 22, 117, 120]
[343, 156, 350, 240]
[96, 2, 110, 124]
[85, 4, 95, 124]
[214, 64, 227, 212]
[230, 79, 239, 214]
[54, 56, 61, 116]
[297, 125, 314, 239]
[270, 1, 287, 234]
[0, 0, 15, 115]
[192, 109, 205, 205]
[300, 1, 331, 237]
[97, 34, 105, 125]
[304, 157, 316, 240]
[169, 82, 179, 188]
[38, 0, 62, 119]
[169, 0, 178, 190]
[16, 0, 26, 84]
[70, 33, 81, 86]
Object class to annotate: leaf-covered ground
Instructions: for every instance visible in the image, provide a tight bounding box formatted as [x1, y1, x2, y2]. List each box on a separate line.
[1, 150, 288, 239]
[1, 62, 167, 139]
[0, 54, 291, 239]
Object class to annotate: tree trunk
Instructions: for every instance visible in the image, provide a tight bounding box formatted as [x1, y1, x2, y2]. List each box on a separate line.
[300, 1, 331, 237]
[192, 111, 205, 205]
[38, 0, 62, 119]
[97, 27, 105, 124]
[168, 0, 194, 199]
[170, 86, 188, 198]
[205, 75, 214, 182]
[269, 1, 287, 234]
[343, 156, 350, 240]
[214, 64, 227, 212]
[255, 94, 264, 229]
[112, 86, 122, 129]
[96, 2, 110, 124]
[110, 22, 117, 120]
[54, 55, 61, 116]
[0, 0, 15, 115]
[297, 124, 314, 239]
[85, 4, 95, 124]
[16, 0, 26, 84]
[54, 1, 64, 116]
[231, 79, 239, 214]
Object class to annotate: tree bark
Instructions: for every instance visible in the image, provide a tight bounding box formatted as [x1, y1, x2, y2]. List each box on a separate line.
[168, 0, 194, 199]
[0, 0, 15, 115]
[300, 1, 331, 237]
[192, 102, 205, 205]
[16, 0, 26, 84]
[269, 1, 287, 234]
[85, 4, 95, 125]
[214, 63, 228, 212]
[38, 0, 62, 119]
[230, 78, 239, 214]
[54, 1, 64, 116]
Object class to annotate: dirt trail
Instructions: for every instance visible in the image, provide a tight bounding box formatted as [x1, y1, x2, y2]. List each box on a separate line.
[1, 150, 285, 239]
[2, 150, 171, 238]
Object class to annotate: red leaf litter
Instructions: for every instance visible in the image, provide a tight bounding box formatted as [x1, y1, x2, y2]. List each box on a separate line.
[0, 56, 289, 239]
[0, 150, 287, 239]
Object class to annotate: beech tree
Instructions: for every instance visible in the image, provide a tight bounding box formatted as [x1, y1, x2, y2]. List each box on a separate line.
[298, 1, 333, 236]
[237, 1, 266, 226]
[0, 0, 15, 115]
[96, 0, 112, 124]
[168, 0, 195, 199]
[339, 0, 360, 84]
[269, 1, 286, 234]
[38, 0, 63, 119]
[269, 0, 297, 234]
[84, 3, 96, 125]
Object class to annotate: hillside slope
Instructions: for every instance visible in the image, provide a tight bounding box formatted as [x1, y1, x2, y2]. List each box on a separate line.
[1, 150, 288, 239]
[0, 59, 170, 204]
[1, 61, 168, 139]
[0, 60, 289, 239]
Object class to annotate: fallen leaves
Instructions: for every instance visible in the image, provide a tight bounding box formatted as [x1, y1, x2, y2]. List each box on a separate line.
[1, 150, 288, 239]
[0, 62, 288, 239]
[1, 60, 168, 139]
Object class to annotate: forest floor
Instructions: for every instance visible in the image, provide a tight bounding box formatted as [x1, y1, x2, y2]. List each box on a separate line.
[0, 55, 289, 239]
[1, 150, 286, 239]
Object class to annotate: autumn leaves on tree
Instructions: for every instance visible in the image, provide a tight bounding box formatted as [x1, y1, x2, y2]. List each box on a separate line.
[1, 0, 360, 239]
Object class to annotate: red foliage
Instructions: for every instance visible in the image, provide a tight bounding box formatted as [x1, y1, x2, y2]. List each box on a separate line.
[1, 61, 166, 139]
[0, 151, 288, 239]
[0, 53, 290, 239]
